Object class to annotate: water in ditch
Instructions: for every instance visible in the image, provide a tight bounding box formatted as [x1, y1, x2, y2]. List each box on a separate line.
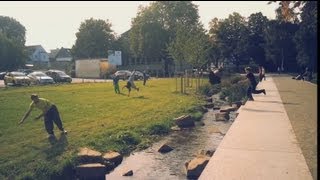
[106, 107, 237, 180]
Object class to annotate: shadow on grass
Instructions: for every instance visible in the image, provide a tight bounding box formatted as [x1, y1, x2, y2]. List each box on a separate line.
[132, 95, 149, 99]
[44, 134, 68, 160]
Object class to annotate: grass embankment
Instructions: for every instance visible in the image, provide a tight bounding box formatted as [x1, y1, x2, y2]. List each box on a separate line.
[0, 79, 203, 179]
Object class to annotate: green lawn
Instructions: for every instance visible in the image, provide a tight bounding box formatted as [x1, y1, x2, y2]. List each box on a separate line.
[0, 78, 202, 179]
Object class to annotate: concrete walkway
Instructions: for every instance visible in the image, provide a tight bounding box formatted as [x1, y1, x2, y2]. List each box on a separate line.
[199, 76, 313, 180]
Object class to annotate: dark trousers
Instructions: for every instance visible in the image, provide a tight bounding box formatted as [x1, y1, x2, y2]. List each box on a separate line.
[44, 105, 64, 135]
[247, 85, 264, 99]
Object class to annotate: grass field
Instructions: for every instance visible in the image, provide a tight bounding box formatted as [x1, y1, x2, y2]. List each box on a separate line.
[0, 78, 203, 179]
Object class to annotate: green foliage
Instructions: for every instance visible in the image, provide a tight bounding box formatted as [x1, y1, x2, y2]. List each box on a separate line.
[147, 123, 171, 135]
[72, 18, 115, 59]
[0, 16, 26, 71]
[294, 1, 317, 72]
[198, 83, 221, 96]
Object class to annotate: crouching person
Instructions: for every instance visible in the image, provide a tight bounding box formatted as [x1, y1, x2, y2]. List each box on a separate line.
[19, 94, 67, 138]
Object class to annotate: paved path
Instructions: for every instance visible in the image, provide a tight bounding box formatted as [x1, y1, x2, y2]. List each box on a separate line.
[199, 76, 313, 180]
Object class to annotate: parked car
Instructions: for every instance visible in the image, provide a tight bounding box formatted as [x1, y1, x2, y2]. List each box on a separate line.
[0, 72, 7, 80]
[114, 70, 132, 80]
[4, 71, 31, 86]
[28, 71, 54, 85]
[132, 70, 150, 80]
[45, 70, 72, 83]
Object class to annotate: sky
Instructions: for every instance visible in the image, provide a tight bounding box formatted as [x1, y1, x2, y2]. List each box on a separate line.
[0, 1, 279, 52]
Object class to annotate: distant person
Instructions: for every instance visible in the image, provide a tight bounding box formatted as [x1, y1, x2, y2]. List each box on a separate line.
[302, 67, 312, 81]
[208, 69, 221, 85]
[19, 94, 67, 138]
[277, 66, 281, 74]
[143, 71, 148, 86]
[258, 66, 266, 82]
[112, 74, 120, 94]
[122, 70, 139, 96]
[245, 67, 266, 101]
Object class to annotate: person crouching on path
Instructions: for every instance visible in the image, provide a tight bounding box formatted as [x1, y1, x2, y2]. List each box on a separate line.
[122, 70, 139, 96]
[245, 67, 266, 101]
[19, 94, 67, 137]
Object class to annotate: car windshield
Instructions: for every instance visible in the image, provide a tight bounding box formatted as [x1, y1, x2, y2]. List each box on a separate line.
[11, 72, 26, 77]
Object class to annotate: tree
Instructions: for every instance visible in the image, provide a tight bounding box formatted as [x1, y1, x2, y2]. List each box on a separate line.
[129, 1, 201, 75]
[208, 18, 223, 68]
[72, 18, 115, 59]
[269, 1, 306, 23]
[0, 16, 26, 71]
[294, 1, 317, 72]
[247, 13, 269, 67]
[214, 12, 250, 68]
[264, 20, 299, 71]
[168, 23, 210, 71]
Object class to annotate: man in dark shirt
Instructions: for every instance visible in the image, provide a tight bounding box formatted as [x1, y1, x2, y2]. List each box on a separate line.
[245, 67, 266, 101]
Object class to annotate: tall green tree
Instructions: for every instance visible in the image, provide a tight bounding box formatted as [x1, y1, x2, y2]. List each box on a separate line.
[72, 18, 115, 59]
[129, 1, 201, 74]
[214, 12, 250, 68]
[264, 20, 299, 71]
[294, 1, 317, 72]
[247, 13, 269, 67]
[0, 16, 26, 71]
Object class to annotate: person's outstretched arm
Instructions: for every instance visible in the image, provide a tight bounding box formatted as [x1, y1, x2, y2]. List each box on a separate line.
[19, 108, 32, 125]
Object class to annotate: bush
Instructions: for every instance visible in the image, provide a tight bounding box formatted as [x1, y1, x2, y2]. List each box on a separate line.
[198, 83, 221, 96]
[115, 131, 141, 146]
[147, 123, 170, 135]
[220, 81, 248, 102]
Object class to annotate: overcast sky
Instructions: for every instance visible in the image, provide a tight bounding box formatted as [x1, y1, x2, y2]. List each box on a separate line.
[0, 1, 278, 52]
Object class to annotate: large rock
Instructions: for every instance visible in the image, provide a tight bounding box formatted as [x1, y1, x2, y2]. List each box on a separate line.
[174, 115, 195, 128]
[204, 103, 214, 109]
[232, 101, 243, 108]
[185, 155, 210, 179]
[75, 163, 106, 180]
[220, 105, 237, 113]
[171, 126, 181, 131]
[77, 147, 102, 164]
[158, 144, 174, 153]
[199, 149, 215, 157]
[103, 151, 123, 166]
[215, 112, 230, 121]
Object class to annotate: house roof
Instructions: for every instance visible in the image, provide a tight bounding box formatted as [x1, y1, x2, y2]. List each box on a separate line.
[49, 47, 72, 59]
[26, 45, 43, 56]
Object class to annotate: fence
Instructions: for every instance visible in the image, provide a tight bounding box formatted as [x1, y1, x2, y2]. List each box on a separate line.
[174, 69, 207, 94]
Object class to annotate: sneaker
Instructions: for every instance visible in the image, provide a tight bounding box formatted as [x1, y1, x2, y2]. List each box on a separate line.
[137, 88, 139, 92]
[248, 98, 254, 101]
[61, 130, 68, 134]
[263, 90, 266, 95]
[48, 134, 55, 138]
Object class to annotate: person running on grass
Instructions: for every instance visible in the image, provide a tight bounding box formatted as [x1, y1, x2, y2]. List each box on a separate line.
[112, 74, 120, 94]
[245, 67, 266, 101]
[122, 70, 139, 96]
[19, 94, 67, 138]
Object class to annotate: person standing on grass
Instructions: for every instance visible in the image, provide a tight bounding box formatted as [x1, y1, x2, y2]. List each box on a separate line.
[245, 67, 266, 101]
[143, 70, 148, 86]
[122, 70, 139, 97]
[19, 94, 67, 138]
[112, 74, 120, 94]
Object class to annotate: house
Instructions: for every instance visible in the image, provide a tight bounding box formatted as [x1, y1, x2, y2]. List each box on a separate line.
[26, 45, 49, 68]
[49, 47, 72, 62]
[48, 47, 74, 74]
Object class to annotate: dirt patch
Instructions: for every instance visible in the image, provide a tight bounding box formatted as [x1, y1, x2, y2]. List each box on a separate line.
[273, 75, 317, 180]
